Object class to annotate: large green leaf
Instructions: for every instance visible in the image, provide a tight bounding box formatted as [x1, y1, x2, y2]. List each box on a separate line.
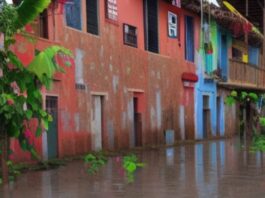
[26, 46, 72, 89]
[15, 0, 51, 29]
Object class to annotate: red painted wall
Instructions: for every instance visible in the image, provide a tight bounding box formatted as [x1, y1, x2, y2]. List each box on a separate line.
[11, 0, 200, 162]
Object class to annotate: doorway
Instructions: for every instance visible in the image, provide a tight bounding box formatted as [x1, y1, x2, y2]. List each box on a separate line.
[91, 95, 104, 151]
[133, 97, 142, 147]
[216, 96, 221, 137]
[46, 96, 58, 159]
[203, 95, 211, 138]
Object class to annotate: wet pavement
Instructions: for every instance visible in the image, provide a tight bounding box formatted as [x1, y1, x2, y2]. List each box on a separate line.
[1, 138, 265, 198]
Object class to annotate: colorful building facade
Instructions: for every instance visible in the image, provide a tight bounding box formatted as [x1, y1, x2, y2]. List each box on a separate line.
[11, 0, 201, 161]
[9, 0, 265, 162]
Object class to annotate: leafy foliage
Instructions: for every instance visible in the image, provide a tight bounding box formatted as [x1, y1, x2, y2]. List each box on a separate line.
[15, 0, 51, 29]
[225, 90, 259, 106]
[84, 153, 108, 175]
[122, 154, 145, 183]
[260, 117, 265, 127]
[250, 135, 265, 152]
[0, 0, 72, 179]
[0, 2, 17, 39]
[27, 46, 72, 89]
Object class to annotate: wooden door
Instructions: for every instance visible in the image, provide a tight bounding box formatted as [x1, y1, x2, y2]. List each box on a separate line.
[91, 96, 103, 151]
[46, 96, 58, 159]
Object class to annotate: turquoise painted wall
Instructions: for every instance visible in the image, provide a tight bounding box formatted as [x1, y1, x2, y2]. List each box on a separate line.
[205, 20, 218, 74]
[217, 26, 232, 80]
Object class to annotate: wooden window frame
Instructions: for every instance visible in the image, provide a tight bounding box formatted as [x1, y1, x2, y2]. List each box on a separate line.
[168, 11, 178, 38]
[86, 0, 99, 35]
[105, 0, 118, 22]
[123, 24, 138, 48]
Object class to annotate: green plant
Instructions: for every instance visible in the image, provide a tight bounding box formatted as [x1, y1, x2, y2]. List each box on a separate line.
[260, 117, 265, 127]
[0, 160, 21, 184]
[122, 154, 145, 183]
[250, 135, 265, 152]
[84, 153, 108, 175]
[0, 0, 72, 184]
[225, 90, 259, 106]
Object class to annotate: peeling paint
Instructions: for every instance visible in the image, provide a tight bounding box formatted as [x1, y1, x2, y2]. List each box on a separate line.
[100, 45, 104, 58]
[109, 64, 113, 71]
[156, 91, 162, 129]
[74, 113, 80, 132]
[128, 98, 134, 147]
[157, 71, 161, 80]
[179, 106, 185, 140]
[90, 62, 96, 70]
[61, 111, 71, 132]
[112, 75, 119, 94]
[75, 48, 85, 84]
[122, 111, 126, 129]
[150, 106, 156, 129]
[126, 67, 131, 75]
[107, 120, 114, 149]
[127, 99, 133, 122]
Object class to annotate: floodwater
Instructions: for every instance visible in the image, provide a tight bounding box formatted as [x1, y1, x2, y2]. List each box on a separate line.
[1, 138, 265, 198]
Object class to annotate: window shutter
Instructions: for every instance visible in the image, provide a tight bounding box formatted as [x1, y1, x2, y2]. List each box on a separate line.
[185, 16, 194, 62]
[145, 0, 158, 53]
[87, 0, 99, 35]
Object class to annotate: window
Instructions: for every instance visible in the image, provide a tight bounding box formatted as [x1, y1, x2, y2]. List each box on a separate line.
[168, 12, 178, 38]
[123, 24, 137, 47]
[31, 9, 49, 39]
[248, 46, 259, 66]
[203, 95, 210, 109]
[65, 0, 82, 30]
[86, 0, 99, 35]
[144, 0, 159, 53]
[105, 0, 118, 21]
[185, 16, 194, 62]
[232, 47, 243, 60]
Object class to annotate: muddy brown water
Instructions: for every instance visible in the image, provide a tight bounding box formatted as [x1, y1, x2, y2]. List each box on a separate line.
[1, 138, 265, 198]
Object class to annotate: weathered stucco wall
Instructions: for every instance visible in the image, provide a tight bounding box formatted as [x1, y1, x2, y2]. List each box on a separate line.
[10, 0, 200, 161]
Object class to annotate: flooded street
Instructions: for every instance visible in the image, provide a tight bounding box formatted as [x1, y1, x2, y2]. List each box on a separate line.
[1, 138, 265, 198]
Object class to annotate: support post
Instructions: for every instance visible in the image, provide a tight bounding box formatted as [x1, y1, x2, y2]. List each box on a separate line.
[1, 130, 9, 185]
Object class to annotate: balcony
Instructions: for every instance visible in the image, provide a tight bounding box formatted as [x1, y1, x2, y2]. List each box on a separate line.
[219, 59, 265, 90]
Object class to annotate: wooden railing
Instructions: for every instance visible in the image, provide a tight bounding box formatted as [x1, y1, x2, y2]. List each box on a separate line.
[228, 59, 265, 89]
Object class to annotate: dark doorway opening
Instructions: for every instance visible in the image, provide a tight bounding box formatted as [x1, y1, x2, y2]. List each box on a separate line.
[46, 96, 58, 159]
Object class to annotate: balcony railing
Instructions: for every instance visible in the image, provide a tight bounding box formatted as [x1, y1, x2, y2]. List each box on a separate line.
[228, 59, 265, 89]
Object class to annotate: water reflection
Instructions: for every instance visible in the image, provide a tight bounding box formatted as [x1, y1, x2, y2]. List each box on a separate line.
[1, 138, 265, 198]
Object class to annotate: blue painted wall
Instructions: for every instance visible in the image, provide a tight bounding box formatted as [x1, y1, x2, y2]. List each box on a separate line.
[195, 49, 218, 139]
[248, 46, 259, 66]
[195, 23, 229, 139]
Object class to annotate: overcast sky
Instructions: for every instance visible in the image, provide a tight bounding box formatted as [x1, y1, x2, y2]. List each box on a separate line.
[209, 0, 220, 6]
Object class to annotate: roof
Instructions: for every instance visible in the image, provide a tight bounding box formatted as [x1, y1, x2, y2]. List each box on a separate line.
[179, 0, 264, 46]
